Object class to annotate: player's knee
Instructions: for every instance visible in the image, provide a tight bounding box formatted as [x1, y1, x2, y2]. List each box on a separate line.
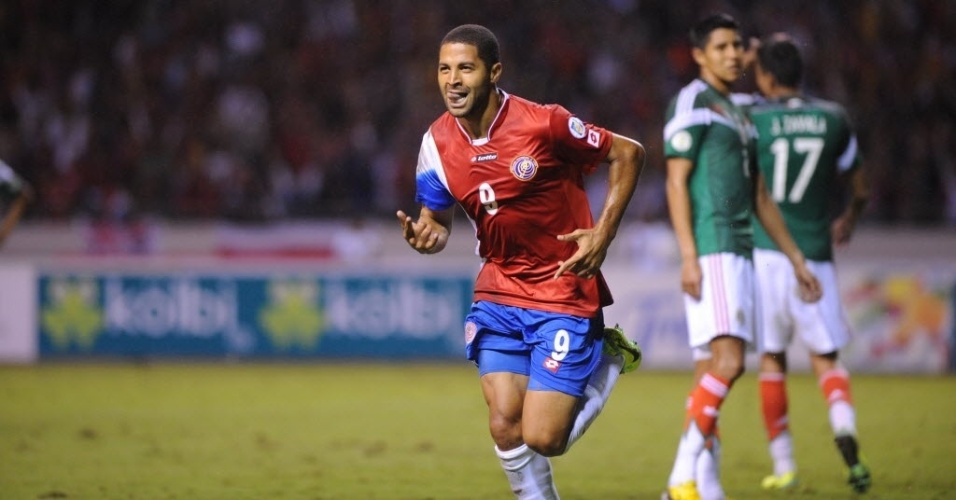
[523, 432, 568, 458]
[760, 351, 788, 372]
[712, 355, 745, 382]
[488, 413, 523, 449]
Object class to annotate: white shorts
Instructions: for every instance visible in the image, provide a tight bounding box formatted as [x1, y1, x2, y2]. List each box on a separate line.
[754, 248, 850, 354]
[683, 252, 755, 350]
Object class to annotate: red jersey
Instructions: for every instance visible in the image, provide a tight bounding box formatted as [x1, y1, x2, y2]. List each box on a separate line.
[415, 91, 614, 317]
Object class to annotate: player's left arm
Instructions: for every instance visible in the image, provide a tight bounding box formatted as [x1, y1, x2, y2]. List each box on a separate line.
[832, 164, 869, 246]
[753, 171, 822, 302]
[555, 133, 644, 279]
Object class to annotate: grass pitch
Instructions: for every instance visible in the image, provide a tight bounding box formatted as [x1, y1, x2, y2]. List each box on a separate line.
[1, 363, 954, 499]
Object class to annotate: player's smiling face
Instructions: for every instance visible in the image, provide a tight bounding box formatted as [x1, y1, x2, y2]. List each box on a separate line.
[437, 42, 500, 120]
[694, 28, 744, 92]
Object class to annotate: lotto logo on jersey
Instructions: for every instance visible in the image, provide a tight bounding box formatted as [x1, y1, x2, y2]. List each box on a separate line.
[543, 356, 561, 373]
[587, 129, 600, 148]
[471, 152, 498, 163]
[510, 156, 538, 181]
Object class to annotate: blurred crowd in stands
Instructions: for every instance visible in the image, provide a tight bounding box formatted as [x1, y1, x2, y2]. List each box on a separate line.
[1, 0, 953, 225]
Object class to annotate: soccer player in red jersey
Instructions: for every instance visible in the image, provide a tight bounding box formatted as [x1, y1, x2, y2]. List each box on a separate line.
[397, 24, 645, 498]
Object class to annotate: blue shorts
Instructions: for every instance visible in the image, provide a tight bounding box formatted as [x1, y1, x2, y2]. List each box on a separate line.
[464, 301, 604, 397]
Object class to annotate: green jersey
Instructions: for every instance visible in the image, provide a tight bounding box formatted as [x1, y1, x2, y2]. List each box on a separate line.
[664, 79, 757, 257]
[747, 95, 862, 261]
[0, 159, 26, 201]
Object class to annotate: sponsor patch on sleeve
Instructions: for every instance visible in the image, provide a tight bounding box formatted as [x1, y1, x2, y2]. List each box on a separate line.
[568, 117, 586, 139]
[670, 130, 693, 152]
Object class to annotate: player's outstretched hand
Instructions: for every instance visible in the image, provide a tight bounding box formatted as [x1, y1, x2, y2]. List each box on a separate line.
[396, 210, 447, 254]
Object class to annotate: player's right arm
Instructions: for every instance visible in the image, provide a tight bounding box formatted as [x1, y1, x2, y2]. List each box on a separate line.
[753, 171, 822, 303]
[396, 206, 452, 254]
[399, 130, 456, 255]
[555, 132, 644, 279]
[665, 157, 702, 299]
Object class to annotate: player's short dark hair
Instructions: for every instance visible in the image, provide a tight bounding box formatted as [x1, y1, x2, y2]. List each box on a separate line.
[757, 33, 804, 87]
[441, 24, 500, 68]
[689, 13, 739, 49]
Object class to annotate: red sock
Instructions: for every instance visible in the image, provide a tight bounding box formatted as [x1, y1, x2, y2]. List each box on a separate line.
[685, 373, 730, 436]
[760, 372, 789, 440]
[820, 368, 852, 405]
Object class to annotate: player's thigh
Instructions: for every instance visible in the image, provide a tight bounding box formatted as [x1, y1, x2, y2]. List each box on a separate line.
[793, 260, 850, 354]
[684, 252, 755, 348]
[468, 303, 533, 439]
[754, 248, 796, 353]
[479, 369, 529, 447]
[525, 311, 603, 398]
[470, 303, 601, 437]
[480, 369, 529, 423]
[522, 312, 602, 446]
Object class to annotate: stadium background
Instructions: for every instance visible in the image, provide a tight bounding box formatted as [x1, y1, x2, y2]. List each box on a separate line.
[0, 1, 953, 370]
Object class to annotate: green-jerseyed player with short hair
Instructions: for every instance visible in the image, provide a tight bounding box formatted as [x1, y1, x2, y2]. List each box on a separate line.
[746, 32, 872, 494]
[660, 13, 823, 500]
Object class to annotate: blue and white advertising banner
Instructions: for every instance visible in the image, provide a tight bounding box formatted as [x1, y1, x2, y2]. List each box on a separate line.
[38, 273, 473, 359]
[17, 260, 955, 372]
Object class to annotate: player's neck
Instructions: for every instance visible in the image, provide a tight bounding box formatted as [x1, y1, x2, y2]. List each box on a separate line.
[765, 85, 800, 100]
[457, 89, 502, 140]
[699, 73, 734, 96]
[458, 88, 502, 140]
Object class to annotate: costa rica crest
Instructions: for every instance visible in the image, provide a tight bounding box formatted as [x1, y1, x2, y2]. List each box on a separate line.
[510, 156, 538, 181]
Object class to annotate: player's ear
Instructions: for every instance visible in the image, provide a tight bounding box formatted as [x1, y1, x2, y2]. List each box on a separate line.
[691, 47, 706, 66]
[489, 62, 502, 84]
